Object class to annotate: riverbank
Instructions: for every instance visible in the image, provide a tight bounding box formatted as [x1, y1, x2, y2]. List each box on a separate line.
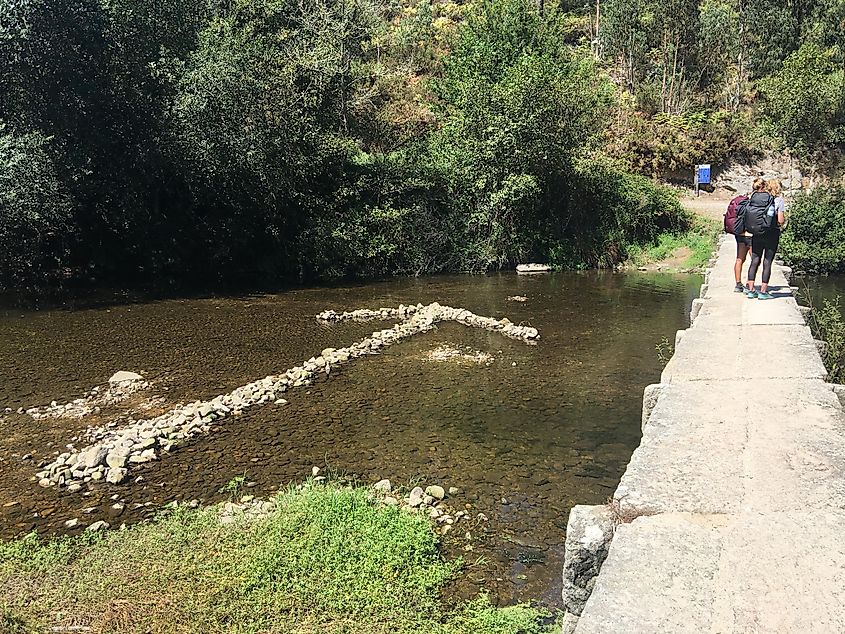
[624, 195, 722, 273]
[798, 288, 845, 383]
[0, 479, 554, 634]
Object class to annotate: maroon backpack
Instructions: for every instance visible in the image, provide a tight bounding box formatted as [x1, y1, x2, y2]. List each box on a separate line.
[724, 195, 748, 234]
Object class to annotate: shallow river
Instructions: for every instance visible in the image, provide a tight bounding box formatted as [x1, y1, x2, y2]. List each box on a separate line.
[0, 271, 701, 607]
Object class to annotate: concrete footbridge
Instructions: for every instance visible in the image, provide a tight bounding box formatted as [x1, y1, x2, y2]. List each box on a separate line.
[562, 235, 845, 633]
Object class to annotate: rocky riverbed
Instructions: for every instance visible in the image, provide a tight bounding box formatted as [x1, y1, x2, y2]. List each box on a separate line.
[0, 271, 701, 606]
[32, 303, 539, 490]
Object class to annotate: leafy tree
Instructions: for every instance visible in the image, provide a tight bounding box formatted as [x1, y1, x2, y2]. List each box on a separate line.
[0, 0, 708, 288]
[0, 0, 112, 138]
[430, 0, 614, 269]
[697, 0, 741, 108]
[759, 43, 842, 157]
[171, 0, 394, 277]
[599, 0, 654, 94]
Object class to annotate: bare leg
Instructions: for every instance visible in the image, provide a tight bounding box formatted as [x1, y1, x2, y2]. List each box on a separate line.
[734, 243, 748, 284]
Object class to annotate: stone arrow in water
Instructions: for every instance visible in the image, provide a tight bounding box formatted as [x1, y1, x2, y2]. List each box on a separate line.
[35, 302, 539, 492]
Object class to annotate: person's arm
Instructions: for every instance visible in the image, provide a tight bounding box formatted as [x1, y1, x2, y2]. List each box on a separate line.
[777, 198, 786, 227]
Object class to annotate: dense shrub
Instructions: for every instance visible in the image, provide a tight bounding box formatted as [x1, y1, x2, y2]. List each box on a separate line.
[807, 295, 845, 383]
[298, 151, 456, 278]
[780, 186, 845, 273]
[0, 0, 693, 289]
[0, 129, 74, 284]
[547, 156, 691, 267]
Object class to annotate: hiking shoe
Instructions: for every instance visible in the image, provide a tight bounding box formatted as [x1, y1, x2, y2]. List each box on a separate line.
[734, 283, 745, 293]
[757, 291, 774, 300]
[746, 289, 758, 299]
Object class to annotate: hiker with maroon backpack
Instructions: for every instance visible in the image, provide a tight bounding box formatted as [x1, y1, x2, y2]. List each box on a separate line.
[742, 177, 785, 299]
[724, 191, 751, 292]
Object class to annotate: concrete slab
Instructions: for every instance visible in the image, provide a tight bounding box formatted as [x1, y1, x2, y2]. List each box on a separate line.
[693, 294, 806, 327]
[709, 510, 845, 633]
[661, 326, 742, 382]
[576, 511, 845, 634]
[743, 381, 845, 513]
[575, 513, 724, 634]
[663, 325, 826, 382]
[737, 325, 827, 380]
[616, 381, 747, 515]
[616, 380, 845, 516]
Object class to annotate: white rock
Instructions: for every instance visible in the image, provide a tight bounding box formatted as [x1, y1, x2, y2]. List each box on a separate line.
[108, 371, 143, 383]
[408, 487, 425, 508]
[106, 452, 128, 470]
[374, 479, 392, 493]
[81, 446, 109, 469]
[106, 468, 128, 485]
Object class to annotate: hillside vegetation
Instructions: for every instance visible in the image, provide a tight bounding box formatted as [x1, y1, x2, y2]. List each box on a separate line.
[1, 0, 843, 289]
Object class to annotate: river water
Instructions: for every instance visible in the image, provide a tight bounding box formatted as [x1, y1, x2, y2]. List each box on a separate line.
[0, 271, 701, 607]
[798, 274, 845, 311]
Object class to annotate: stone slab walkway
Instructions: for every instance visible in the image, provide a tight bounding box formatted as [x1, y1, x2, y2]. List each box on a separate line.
[573, 236, 845, 633]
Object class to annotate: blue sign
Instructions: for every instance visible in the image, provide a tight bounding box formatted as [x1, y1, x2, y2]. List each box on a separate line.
[697, 164, 711, 185]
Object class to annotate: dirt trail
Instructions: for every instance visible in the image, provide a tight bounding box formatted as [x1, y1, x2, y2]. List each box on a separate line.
[679, 193, 730, 222]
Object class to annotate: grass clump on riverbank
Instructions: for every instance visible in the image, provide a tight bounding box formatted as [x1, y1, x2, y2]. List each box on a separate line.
[626, 216, 719, 271]
[0, 482, 551, 634]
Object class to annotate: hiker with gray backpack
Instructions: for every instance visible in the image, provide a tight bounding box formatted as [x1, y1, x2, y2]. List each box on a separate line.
[734, 177, 785, 299]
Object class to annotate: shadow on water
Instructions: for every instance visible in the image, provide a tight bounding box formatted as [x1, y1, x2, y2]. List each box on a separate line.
[0, 270, 701, 608]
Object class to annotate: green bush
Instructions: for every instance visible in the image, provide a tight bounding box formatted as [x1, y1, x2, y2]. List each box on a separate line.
[547, 156, 691, 268]
[780, 186, 845, 273]
[0, 128, 74, 286]
[0, 0, 701, 287]
[806, 295, 845, 383]
[298, 150, 457, 278]
[428, 0, 614, 271]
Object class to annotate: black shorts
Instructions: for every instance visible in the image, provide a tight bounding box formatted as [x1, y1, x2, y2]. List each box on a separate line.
[735, 235, 752, 247]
